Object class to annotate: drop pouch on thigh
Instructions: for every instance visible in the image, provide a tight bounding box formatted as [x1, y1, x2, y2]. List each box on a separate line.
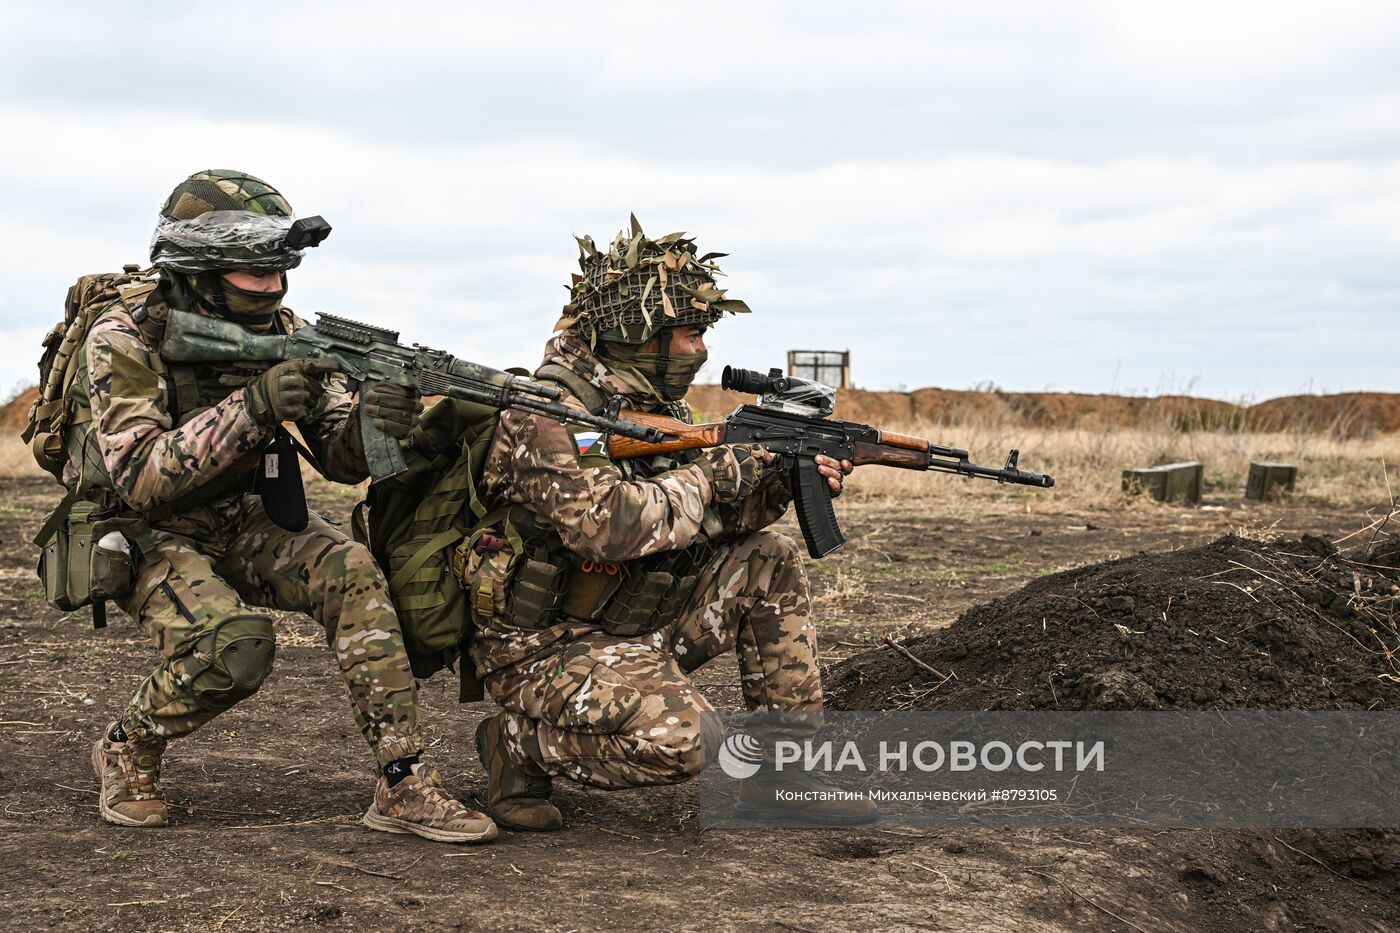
[35, 499, 135, 612]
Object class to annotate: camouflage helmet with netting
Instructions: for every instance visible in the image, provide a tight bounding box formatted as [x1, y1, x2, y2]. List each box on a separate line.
[150, 169, 309, 272]
[558, 214, 751, 346]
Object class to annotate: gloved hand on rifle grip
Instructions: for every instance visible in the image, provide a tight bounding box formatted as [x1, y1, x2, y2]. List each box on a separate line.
[696, 443, 765, 503]
[244, 358, 340, 425]
[361, 382, 423, 440]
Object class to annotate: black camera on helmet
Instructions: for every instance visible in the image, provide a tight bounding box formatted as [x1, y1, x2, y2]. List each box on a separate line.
[284, 215, 332, 251]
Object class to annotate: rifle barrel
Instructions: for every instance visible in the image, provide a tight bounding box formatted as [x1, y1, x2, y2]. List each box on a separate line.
[926, 456, 1055, 487]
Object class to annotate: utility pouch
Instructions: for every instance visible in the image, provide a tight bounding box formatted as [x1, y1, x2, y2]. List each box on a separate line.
[89, 519, 135, 602]
[509, 548, 568, 629]
[35, 497, 136, 615]
[560, 557, 627, 621]
[596, 541, 712, 638]
[37, 506, 76, 612]
[600, 569, 680, 637]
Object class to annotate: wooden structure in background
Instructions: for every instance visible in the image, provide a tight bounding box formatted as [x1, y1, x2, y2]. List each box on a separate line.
[787, 349, 851, 389]
[1122, 461, 1204, 505]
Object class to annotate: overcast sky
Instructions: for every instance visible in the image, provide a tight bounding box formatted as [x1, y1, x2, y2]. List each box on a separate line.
[2, 1, 1397, 402]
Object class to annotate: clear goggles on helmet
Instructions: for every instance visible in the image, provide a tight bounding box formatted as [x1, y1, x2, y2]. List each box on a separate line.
[149, 210, 331, 273]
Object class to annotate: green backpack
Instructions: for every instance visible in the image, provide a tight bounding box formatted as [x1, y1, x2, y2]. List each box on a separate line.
[354, 391, 518, 701]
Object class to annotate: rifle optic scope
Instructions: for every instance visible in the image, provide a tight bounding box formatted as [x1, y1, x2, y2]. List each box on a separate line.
[722, 366, 789, 396]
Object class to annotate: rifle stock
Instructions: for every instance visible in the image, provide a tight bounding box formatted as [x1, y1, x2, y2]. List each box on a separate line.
[607, 412, 726, 458]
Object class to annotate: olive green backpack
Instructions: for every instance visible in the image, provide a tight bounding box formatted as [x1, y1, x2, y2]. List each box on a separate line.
[26, 266, 161, 629]
[354, 390, 524, 701]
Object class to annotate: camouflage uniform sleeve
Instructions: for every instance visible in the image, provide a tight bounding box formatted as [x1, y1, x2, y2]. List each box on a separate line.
[486, 406, 715, 564]
[297, 373, 368, 484]
[86, 310, 273, 511]
[714, 466, 793, 537]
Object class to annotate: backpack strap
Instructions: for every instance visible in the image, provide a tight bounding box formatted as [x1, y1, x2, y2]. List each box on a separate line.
[533, 363, 609, 416]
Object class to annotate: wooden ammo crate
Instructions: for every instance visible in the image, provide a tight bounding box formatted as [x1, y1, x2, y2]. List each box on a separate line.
[1246, 461, 1297, 500]
[1122, 461, 1204, 504]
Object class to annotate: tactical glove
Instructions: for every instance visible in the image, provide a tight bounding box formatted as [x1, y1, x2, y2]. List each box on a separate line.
[360, 382, 423, 440]
[697, 444, 765, 503]
[243, 358, 339, 425]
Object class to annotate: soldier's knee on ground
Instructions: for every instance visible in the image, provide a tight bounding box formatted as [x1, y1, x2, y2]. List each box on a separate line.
[185, 613, 276, 711]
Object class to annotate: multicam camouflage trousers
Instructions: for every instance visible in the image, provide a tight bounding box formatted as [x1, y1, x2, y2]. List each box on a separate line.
[486, 530, 821, 789]
[117, 495, 421, 767]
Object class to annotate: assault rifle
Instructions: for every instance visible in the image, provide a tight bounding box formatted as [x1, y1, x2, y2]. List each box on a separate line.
[608, 366, 1055, 558]
[161, 309, 664, 482]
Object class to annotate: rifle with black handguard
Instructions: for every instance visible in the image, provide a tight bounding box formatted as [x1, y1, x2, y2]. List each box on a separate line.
[608, 366, 1055, 558]
[161, 308, 665, 483]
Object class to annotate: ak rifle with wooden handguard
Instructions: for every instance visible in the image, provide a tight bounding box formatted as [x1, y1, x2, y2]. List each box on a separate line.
[608, 366, 1055, 558]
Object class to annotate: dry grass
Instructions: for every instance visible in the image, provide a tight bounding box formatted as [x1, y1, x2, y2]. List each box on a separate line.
[0, 437, 46, 478]
[844, 418, 1400, 510]
[5, 418, 1396, 512]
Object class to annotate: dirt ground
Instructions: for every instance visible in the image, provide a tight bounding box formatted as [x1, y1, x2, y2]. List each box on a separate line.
[0, 473, 1392, 932]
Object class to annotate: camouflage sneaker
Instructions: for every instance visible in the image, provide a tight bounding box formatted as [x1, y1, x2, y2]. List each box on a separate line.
[362, 762, 498, 844]
[475, 714, 563, 832]
[91, 724, 168, 828]
[736, 767, 879, 826]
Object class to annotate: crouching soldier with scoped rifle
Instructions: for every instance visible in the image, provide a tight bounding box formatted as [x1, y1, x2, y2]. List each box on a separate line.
[452, 217, 1055, 831]
[22, 171, 660, 842]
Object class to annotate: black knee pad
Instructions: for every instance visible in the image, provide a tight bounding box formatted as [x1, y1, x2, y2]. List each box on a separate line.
[186, 613, 276, 711]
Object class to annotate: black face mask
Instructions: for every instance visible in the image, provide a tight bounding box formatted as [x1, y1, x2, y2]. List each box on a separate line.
[188, 271, 287, 325]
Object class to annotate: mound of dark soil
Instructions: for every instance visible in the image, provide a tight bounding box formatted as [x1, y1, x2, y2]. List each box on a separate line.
[828, 533, 1400, 712]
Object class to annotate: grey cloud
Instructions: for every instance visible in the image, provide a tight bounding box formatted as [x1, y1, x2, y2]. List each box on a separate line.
[0, 1, 1396, 401]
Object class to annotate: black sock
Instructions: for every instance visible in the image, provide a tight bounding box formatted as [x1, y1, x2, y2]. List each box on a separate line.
[108, 722, 128, 743]
[384, 754, 420, 787]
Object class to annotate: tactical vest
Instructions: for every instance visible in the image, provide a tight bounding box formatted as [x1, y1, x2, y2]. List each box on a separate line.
[490, 363, 720, 638]
[66, 296, 288, 515]
[33, 280, 283, 628]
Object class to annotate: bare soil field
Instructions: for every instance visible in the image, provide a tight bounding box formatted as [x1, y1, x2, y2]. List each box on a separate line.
[2, 470, 1396, 932]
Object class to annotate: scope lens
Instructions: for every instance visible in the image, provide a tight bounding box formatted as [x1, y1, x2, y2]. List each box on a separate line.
[722, 366, 772, 395]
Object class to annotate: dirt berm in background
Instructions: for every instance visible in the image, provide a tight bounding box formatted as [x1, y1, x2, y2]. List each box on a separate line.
[827, 533, 1400, 930]
[828, 533, 1400, 712]
[10, 383, 1400, 437]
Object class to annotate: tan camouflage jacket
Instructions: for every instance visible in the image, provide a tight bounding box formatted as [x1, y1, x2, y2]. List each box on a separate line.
[467, 331, 792, 675]
[84, 284, 367, 532]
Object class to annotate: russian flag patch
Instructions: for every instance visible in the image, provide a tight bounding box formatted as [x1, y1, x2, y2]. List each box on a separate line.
[574, 431, 604, 455]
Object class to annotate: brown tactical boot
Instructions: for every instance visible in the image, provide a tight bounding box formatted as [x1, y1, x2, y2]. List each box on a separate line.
[363, 761, 498, 844]
[475, 714, 563, 832]
[91, 723, 168, 828]
[736, 767, 879, 826]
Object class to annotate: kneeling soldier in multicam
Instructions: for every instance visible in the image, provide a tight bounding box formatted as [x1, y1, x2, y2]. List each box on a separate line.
[463, 218, 876, 829]
[84, 170, 495, 842]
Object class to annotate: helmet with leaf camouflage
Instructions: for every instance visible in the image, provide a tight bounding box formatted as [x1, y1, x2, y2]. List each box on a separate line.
[558, 214, 750, 347]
